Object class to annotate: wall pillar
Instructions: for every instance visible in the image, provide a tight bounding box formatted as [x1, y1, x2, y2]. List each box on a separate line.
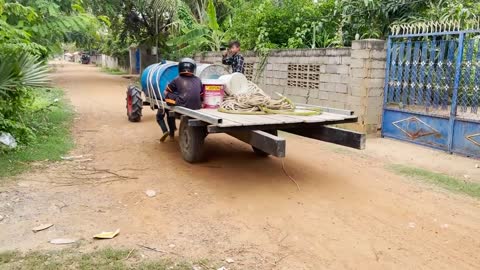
[348, 39, 387, 133]
[128, 46, 138, 74]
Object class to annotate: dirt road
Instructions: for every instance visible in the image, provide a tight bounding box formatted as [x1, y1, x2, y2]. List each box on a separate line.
[1, 62, 479, 269]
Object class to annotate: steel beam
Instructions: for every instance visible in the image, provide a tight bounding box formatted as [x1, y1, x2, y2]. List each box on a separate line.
[188, 119, 207, 127]
[227, 130, 286, 157]
[282, 126, 366, 150]
[164, 104, 222, 125]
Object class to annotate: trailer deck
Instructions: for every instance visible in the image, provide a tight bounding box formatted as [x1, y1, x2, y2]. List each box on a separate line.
[197, 109, 357, 127]
[162, 103, 366, 163]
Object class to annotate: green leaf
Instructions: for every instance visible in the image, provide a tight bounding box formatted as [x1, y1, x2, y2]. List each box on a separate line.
[0, 54, 49, 96]
[169, 27, 209, 46]
[72, 4, 85, 13]
[47, 5, 58, 17]
[206, 0, 219, 31]
[97, 15, 111, 27]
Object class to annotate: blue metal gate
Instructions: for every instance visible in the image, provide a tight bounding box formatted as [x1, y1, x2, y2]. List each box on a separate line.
[382, 28, 480, 158]
[135, 48, 141, 74]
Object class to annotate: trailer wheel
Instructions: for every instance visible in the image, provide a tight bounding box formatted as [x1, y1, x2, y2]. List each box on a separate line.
[252, 130, 278, 157]
[126, 86, 143, 122]
[179, 116, 207, 163]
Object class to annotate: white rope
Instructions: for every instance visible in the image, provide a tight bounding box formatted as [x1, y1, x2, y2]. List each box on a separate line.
[220, 81, 294, 113]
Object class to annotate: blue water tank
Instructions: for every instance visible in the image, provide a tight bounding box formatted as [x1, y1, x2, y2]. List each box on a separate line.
[140, 62, 178, 99]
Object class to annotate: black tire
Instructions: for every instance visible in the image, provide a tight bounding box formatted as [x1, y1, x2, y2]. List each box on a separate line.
[126, 86, 143, 122]
[179, 116, 207, 163]
[252, 130, 278, 157]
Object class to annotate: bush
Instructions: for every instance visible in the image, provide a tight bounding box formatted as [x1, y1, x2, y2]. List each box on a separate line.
[0, 88, 74, 177]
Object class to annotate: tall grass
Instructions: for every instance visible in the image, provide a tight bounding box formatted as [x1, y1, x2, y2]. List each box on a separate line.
[0, 88, 74, 178]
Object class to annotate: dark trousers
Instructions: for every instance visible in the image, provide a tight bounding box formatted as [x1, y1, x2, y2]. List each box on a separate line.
[156, 109, 176, 136]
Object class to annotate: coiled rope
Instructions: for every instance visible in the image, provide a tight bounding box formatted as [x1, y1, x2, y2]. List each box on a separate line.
[219, 81, 321, 116]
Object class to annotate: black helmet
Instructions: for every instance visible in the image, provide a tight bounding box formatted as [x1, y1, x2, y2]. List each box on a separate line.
[178, 58, 196, 75]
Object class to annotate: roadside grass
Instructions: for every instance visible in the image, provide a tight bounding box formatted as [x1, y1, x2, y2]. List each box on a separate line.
[0, 88, 74, 178]
[0, 248, 218, 270]
[101, 67, 128, 75]
[388, 164, 480, 199]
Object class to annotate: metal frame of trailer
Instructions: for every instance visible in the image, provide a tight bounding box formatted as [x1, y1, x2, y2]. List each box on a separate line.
[154, 99, 365, 163]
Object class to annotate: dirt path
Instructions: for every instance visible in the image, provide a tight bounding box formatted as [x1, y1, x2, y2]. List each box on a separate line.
[1, 62, 479, 269]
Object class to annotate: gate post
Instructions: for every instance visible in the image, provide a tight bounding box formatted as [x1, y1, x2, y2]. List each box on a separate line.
[447, 33, 465, 153]
[381, 38, 392, 137]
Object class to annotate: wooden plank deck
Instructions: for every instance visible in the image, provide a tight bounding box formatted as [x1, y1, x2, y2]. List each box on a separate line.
[198, 109, 357, 128]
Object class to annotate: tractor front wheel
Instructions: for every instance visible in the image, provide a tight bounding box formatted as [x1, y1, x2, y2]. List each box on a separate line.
[126, 86, 143, 122]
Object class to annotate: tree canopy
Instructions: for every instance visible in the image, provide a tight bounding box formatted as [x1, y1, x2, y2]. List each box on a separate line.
[77, 0, 480, 59]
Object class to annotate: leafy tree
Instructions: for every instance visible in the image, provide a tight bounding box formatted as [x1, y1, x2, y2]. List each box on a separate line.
[0, 0, 101, 145]
[167, 0, 228, 57]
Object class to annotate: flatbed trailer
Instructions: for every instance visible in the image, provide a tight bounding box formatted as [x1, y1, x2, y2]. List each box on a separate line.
[162, 102, 365, 163]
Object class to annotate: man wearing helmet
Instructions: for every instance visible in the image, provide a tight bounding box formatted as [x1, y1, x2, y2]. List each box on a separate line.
[157, 58, 204, 142]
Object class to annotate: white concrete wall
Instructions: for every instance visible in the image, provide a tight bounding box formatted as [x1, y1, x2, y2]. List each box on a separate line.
[100, 55, 128, 72]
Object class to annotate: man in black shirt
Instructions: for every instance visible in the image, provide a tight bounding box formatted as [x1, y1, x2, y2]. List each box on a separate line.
[222, 40, 245, 74]
[157, 58, 204, 142]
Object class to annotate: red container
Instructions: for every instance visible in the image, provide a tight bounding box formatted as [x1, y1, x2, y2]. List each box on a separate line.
[202, 79, 225, 109]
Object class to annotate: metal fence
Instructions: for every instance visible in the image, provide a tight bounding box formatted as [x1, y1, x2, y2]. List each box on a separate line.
[382, 30, 480, 157]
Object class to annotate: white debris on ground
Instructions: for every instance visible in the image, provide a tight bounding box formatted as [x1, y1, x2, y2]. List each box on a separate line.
[145, 190, 156, 197]
[49, 238, 77, 245]
[60, 154, 93, 161]
[32, 223, 54, 232]
[0, 132, 17, 149]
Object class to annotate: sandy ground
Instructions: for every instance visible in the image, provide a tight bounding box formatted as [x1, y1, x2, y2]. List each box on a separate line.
[0, 62, 479, 269]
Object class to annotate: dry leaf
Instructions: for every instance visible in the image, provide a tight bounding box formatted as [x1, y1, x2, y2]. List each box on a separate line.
[93, 228, 120, 239]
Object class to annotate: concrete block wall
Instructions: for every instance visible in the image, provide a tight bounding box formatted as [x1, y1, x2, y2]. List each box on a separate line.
[90, 54, 100, 64]
[194, 39, 387, 133]
[100, 54, 128, 72]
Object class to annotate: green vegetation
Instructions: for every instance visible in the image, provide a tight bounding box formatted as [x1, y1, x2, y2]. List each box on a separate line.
[0, 0, 101, 168]
[0, 248, 217, 270]
[80, 0, 480, 60]
[0, 88, 74, 178]
[388, 164, 480, 199]
[101, 67, 128, 75]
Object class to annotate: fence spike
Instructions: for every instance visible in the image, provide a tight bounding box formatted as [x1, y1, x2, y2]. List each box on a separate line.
[389, 20, 480, 35]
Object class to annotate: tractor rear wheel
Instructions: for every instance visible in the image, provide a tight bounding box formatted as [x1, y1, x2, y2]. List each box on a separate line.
[179, 116, 207, 163]
[126, 86, 143, 122]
